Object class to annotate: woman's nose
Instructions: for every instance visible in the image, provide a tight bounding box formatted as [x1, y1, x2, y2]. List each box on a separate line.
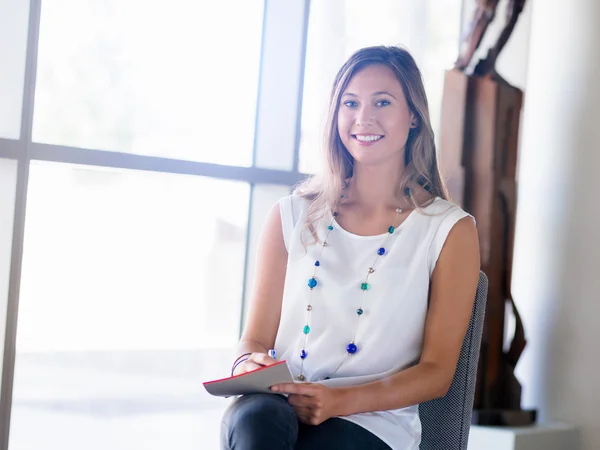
[355, 106, 374, 128]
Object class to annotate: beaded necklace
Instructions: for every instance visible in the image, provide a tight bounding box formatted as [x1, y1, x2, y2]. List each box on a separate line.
[296, 191, 411, 382]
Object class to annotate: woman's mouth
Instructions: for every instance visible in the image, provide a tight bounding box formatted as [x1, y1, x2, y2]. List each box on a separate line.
[352, 134, 384, 146]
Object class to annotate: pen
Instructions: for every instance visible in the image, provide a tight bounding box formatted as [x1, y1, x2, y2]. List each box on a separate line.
[268, 349, 277, 360]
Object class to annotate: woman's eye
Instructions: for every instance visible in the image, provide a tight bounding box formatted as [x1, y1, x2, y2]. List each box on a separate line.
[376, 99, 391, 107]
[343, 100, 358, 108]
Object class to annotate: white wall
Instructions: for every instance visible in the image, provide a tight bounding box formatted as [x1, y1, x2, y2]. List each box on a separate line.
[512, 1, 600, 448]
[464, 0, 600, 448]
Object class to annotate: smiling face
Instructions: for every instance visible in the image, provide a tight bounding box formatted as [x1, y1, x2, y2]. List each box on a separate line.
[337, 64, 416, 168]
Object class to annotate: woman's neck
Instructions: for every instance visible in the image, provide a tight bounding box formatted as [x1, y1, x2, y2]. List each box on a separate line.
[345, 163, 409, 209]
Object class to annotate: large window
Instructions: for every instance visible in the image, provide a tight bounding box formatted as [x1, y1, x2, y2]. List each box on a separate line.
[33, 0, 264, 166]
[18, 162, 249, 353]
[299, 0, 463, 173]
[0, 1, 462, 448]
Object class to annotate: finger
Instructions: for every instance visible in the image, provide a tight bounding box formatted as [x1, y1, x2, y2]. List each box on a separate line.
[295, 411, 321, 426]
[296, 414, 312, 425]
[291, 405, 313, 417]
[234, 361, 262, 375]
[248, 352, 277, 366]
[292, 407, 315, 425]
[287, 394, 313, 408]
[271, 383, 315, 395]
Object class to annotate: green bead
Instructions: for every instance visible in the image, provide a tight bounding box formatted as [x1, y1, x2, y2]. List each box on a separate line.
[361, 283, 370, 291]
[357, 308, 364, 315]
[388, 226, 395, 234]
[328, 225, 334, 230]
[303, 325, 311, 334]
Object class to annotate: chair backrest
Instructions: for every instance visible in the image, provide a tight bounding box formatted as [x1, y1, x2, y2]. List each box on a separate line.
[419, 271, 488, 450]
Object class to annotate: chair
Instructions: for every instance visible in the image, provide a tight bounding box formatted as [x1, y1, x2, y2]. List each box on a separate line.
[419, 271, 489, 450]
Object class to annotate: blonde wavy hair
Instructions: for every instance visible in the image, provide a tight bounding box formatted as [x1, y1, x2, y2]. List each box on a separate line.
[294, 45, 449, 240]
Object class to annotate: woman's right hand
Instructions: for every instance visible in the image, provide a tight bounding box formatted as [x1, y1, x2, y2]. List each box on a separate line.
[233, 352, 277, 376]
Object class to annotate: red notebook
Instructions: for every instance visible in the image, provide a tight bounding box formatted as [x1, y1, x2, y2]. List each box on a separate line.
[203, 360, 296, 397]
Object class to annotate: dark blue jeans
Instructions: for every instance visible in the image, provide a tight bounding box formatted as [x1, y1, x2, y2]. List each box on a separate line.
[220, 393, 391, 450]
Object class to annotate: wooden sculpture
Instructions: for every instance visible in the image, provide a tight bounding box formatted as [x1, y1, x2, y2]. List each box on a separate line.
[439, 0, 536, 425]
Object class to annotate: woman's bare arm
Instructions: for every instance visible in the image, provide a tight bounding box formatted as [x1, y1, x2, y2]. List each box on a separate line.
[232, 203, 289, 374]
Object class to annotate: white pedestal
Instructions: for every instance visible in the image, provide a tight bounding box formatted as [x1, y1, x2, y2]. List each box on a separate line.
[468, 423, 579, 450]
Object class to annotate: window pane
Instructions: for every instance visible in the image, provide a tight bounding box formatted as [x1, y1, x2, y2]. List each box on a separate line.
[0, 158, 18, 383]
[299, 0, 462, 173]
[9, 162, 249, 449]
[0, 0, 30, 139]
[32, 0, 264, 167]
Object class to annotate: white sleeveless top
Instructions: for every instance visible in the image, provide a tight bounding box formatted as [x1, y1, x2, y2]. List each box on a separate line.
[274, 194, 472, 450]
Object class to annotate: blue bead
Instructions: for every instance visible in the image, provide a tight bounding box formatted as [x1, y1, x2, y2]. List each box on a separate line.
[300, 350, 307, 359]
[328, 225, 334, 230]
[347, 343, 358, 354]
[308, 277, 317, 289]
[357, 308, 364, 315]
[314, 261, 320, 267]
[377, 247, 386, 256]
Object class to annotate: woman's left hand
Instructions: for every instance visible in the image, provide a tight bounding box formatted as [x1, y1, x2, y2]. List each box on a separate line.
[271, 383, 343, 425]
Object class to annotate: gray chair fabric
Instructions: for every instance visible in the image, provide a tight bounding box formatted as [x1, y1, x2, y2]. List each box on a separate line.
[419, 271, 488, 450]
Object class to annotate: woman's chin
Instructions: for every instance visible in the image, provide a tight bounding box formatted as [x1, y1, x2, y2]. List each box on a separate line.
[350, 150, 403, 168]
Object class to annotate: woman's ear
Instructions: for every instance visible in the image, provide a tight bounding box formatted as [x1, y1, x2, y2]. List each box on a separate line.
[410, 113, 419, 129]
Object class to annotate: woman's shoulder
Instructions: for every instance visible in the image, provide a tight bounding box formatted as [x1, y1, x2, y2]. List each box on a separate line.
[414, 197, 474, 232]
[277, 192, 312, 230]
[420, 198, 476, 274]
[420, 196, 469, 217]
[278, 192, 312, 212]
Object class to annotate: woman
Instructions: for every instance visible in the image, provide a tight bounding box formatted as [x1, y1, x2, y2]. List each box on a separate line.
[221, 45, 480, 450]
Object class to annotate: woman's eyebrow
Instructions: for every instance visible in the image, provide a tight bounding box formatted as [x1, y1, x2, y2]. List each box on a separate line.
[341, 91, 398, 100]
[372, 91, 397, 99]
